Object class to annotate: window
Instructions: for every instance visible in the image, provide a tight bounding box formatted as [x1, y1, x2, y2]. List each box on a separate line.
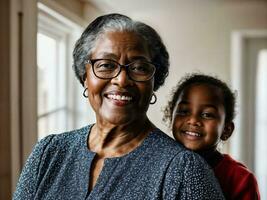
[37, 31, 67, 139]
[37, 4, 94, 140]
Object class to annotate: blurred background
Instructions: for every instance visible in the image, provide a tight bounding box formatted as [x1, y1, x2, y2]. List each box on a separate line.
[1, 0, 267, 199]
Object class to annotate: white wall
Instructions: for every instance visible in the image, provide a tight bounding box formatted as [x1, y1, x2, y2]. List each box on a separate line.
[83, 2, 103, 22]
[85, 0, 267, 135]
[38, 0, 267, 138]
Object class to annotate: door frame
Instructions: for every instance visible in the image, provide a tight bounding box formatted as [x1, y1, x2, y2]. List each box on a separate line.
[230, 30, 267, 170]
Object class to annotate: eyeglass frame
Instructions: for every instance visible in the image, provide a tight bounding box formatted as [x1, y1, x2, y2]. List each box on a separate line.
[85, 58, 157, 82]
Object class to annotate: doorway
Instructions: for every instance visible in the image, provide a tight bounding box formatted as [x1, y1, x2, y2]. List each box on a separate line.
[231, 30, 267, 199]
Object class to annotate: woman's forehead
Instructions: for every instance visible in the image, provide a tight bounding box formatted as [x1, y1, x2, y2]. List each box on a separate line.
[92, 31, 149, 56]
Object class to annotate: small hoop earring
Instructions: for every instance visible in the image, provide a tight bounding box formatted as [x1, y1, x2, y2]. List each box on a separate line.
[150, 93, 157, 104]
[83, 88, 88, 98]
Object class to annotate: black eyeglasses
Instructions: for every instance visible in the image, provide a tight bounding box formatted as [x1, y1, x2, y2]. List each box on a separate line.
[85, 59, 156, 82]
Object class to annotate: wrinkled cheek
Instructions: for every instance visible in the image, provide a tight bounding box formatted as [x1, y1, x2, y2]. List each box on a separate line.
[144, 93, 153, 107]
[88, 93, 103, 113]
[138, 83, 154, 110]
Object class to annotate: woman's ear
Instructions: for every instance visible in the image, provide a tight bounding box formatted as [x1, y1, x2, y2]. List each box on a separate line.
[220, 122, 235, 141]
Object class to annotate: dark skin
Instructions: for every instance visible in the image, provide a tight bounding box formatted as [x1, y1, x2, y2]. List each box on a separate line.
[84, 31, 155, 191]
[172, 84, 234, 153]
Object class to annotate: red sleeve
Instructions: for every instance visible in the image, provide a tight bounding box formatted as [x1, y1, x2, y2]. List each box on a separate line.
[214, 154, 261, 200]
[233, 172, 260, 200]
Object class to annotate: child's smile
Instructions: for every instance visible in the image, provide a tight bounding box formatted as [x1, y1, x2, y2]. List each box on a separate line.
[166, 74, 260, 199]
[180, 130, 203, 140]
[172, 84, 226, 151]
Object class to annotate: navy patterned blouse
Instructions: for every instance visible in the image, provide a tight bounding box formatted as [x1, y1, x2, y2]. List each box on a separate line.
[13, 125, 224, 200]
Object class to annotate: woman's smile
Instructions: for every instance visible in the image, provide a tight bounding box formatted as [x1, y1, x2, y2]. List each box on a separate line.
[104, 91, 134, 106]
[85, 31, 153, 125]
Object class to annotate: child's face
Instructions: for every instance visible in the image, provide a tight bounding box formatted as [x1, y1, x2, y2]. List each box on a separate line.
[172, 84, 226, 151]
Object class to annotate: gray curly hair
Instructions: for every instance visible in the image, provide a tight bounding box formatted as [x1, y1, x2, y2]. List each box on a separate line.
[72, 13, 169, 91]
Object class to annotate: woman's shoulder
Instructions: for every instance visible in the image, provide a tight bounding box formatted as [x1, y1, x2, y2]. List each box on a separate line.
[153, 131, 215, 178]
[41, 125, 91, 146]
[149, 129, 205, 163]
[156, 132, 224, 199]
[32, 125, 92, 157]
[150, 129, 185, 152]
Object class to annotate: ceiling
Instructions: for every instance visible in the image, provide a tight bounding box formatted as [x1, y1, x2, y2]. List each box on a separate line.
[83, 0, 180, 13]
[84, 0, 267, 14]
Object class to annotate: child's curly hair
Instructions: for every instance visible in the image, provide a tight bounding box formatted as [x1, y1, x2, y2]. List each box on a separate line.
[163, 73, 236, 128]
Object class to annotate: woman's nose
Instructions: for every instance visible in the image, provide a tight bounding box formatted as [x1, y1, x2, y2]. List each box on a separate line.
[110, 67, 133, 87]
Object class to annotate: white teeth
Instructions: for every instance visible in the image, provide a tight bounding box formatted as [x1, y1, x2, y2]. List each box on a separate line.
[107, 94, 132, 101]
[185, 131, 201, 137]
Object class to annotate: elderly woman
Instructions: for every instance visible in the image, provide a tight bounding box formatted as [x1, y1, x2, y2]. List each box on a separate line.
[13, 14, 224, 199]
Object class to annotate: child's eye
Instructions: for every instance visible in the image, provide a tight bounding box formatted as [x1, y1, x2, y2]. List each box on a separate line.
[176, 109, 189, 116]
[201, 112, 215, 119]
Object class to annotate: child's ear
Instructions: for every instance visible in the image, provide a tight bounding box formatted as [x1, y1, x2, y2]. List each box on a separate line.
[220, 122, 234, 141]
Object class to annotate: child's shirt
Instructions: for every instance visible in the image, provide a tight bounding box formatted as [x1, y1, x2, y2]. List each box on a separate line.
[213, 154, 260, 200]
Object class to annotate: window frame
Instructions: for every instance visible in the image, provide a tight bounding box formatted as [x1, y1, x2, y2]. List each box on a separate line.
[231, 30, 267, 199]
[37, 3, 84, 139]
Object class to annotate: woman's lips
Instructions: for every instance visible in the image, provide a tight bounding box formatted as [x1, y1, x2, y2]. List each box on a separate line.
[107, 94, 133, 101]
[105, 93, 134, 106]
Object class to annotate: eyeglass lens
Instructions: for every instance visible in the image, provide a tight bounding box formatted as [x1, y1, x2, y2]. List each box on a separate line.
[92, 59, 155, 81]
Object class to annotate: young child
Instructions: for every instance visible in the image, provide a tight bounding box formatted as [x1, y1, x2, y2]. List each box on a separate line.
[164, 73, 260, 200]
